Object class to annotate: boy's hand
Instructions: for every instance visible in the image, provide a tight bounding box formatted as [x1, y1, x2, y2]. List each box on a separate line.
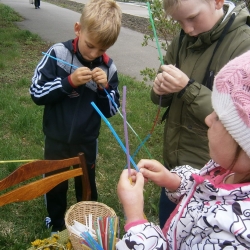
[153, 64, 189, 95]
[70, 67, 92, 87]
[92, 67, 108, 88]
[153, 73, 168, 95]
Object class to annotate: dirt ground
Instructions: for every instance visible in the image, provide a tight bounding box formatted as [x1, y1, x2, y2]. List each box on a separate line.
[44, 0, 152, 36]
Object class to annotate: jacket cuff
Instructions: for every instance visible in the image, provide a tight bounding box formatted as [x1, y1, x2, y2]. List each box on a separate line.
[61, 77, 74, 94]
[177, 79, 195, 98]
[124, 219, 148, 232]
[68, 75, 77, 88]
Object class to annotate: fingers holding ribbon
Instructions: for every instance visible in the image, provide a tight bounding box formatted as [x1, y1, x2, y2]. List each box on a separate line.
[153, 73, 166, 95]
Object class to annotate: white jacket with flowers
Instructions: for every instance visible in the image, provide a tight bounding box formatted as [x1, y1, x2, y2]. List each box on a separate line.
[116, 160, 250, 250]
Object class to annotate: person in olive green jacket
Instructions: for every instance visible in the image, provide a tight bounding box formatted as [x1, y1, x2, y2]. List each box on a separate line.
[151, 0, 250, 228]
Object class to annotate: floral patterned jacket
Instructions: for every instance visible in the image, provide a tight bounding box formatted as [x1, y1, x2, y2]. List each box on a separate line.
[116, 160, 250, 250]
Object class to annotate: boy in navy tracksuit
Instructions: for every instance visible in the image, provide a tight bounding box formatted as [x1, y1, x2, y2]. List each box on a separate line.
[30, 0, 122, 233]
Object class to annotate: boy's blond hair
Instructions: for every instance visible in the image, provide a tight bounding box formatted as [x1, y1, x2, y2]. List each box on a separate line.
[163, 0, 181, 13]
[80, 0, 122, 48]
[163, 0, 209, 14]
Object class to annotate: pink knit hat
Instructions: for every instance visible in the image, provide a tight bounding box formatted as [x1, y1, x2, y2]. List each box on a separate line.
[212, 50, 250, 157]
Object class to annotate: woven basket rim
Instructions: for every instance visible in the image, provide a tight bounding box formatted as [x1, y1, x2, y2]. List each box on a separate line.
[65, 201, 116, 224]
[65, 201, 116, 250]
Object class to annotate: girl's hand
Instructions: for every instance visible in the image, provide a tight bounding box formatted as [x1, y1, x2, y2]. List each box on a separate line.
[117, 170, 145, 223]
[138, 159, 181, 191]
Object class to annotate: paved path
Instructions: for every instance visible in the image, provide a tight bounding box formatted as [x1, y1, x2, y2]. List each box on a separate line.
[70, 0, 150, 18]
[0, 0, 163, 84]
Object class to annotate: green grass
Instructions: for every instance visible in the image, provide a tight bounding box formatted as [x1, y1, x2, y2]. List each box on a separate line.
[0, 3, 164, 249]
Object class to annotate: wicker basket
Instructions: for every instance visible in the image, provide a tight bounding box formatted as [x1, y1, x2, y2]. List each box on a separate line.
[65, 201, 116, 250]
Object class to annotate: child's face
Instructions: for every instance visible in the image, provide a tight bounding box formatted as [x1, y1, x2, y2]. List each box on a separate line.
[170, 0, 224, 37]
[206, 111, 250, 178]
[75, 23, 109, 62]
[205, 112, 242, 169]
[205, 111, 238, 167]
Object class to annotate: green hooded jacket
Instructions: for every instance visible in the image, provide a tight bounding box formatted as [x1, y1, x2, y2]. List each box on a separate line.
[151, 2, 250, 170]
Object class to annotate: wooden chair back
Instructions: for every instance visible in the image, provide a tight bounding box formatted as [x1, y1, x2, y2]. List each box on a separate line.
[0, 152, 91, 206]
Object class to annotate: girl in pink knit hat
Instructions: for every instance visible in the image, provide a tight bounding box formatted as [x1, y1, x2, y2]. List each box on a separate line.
[116, 50, 250, 249]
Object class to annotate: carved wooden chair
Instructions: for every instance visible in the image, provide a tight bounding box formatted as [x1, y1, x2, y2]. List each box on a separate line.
[0, 152, 91, 206]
